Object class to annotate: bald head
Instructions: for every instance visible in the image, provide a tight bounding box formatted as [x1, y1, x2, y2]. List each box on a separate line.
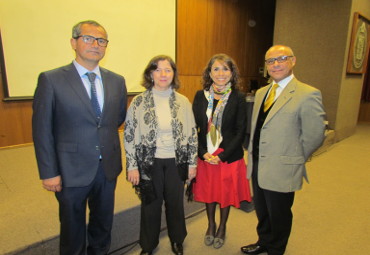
[265, 45, 294, 59]
[265, 45, 296, 83]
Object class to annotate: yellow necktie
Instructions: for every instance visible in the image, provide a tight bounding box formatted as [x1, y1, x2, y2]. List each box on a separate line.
[264, 83, 279, 112]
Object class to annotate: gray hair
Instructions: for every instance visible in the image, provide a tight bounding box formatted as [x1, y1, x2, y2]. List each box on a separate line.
[72, 20, 107, 38]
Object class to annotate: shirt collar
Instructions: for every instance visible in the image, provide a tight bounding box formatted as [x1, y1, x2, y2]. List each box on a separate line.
[273, 74, 294, 89]
[73, 60, 101, 79]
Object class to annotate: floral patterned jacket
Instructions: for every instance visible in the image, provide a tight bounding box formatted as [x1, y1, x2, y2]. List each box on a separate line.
[124, 89, 197, 202]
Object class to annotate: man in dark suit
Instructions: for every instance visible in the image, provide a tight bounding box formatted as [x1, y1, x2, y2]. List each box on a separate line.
[241, 45, 326, 255]
[32, 20, 127, 255]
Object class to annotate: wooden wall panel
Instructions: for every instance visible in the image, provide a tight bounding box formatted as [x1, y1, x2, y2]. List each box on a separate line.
[176, 0, 209, 75]
[204, 0, 249, 73]
[0, 77, 33, 147]
[177, 75, 203, 102]
[177, 0, 275, 95]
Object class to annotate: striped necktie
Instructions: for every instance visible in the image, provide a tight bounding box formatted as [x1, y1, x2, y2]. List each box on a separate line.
[264, 83, 279, 112]
[86, 72, 101, 118]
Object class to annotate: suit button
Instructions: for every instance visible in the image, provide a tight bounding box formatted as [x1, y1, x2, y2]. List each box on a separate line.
[95, 146, 99, 150]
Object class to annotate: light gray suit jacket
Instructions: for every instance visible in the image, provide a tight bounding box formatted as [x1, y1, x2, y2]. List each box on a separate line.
[247, 78, 326, 192]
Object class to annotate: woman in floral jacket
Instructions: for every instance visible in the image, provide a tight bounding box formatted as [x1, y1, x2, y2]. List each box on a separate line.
[124, 55, 197, 255]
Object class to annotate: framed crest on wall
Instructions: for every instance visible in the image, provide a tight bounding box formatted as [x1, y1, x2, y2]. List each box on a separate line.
[346, 12, 370, 74]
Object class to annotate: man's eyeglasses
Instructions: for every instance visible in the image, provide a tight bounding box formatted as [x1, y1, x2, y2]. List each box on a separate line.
[265, 55, 293, 65]
[74, 35, 109, 47]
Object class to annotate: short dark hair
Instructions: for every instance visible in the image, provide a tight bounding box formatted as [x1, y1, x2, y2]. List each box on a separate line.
[72, 20, 107, 38]
[141, 55, 180, 90]
[202, 53, 240, 90]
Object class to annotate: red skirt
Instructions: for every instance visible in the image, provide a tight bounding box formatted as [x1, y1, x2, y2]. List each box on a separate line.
[193, 148, 252, 208]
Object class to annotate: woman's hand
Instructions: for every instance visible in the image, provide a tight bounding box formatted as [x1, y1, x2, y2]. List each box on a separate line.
[187, 167, 197, 182]
[203, 152, 213, 162]
[203, 153, 221, 165]
[127, 169, 140, 185]
[209, 156, 221, 165]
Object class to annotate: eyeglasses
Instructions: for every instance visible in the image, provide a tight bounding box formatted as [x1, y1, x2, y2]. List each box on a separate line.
[74, 35, 109, 47]
[265, 55, 293, 65]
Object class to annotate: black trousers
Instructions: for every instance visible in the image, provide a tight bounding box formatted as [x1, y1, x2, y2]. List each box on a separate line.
[55, 161, 117, 255]
[140, 158, 187, 252]
[252, 158, 295, 255]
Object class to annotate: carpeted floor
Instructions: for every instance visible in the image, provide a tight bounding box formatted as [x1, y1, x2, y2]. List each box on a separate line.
[0, 122, 369, 255]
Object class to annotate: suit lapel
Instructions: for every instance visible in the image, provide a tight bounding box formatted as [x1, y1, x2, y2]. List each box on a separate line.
[263, 79, 297, 125]
[201, 91, 209, 130]
[249, 86, 267, 142]
[100, 67, 110, 120]
[62, 64, 97, 119]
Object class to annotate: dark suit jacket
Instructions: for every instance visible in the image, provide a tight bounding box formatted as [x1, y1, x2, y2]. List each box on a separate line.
[192, 89, 247, 163]
[32, 63, 127, 187]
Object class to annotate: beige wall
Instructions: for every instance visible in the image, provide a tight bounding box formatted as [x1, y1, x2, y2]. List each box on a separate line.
[274, 0, 370, 142]
[338, 0, 370, 139]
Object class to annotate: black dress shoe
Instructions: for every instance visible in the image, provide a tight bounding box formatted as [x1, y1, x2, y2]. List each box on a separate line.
[239, 200, 255, 213]
[240, 243, 267, 254]
[171, 242, 183, 255]
[140, 250, 153, 255]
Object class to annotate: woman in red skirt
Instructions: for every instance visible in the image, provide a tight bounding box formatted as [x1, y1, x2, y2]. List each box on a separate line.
[192, 54, 252, 249]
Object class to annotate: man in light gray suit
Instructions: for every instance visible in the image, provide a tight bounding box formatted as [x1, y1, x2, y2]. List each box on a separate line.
[241, 45, 326, 255]
[32, 20, 127, 255]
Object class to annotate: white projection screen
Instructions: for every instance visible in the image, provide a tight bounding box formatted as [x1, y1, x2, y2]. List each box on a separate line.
[0, 0, 176, 99]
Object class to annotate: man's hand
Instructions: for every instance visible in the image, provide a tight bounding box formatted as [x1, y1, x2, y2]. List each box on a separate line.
[42, 176, 62, 192]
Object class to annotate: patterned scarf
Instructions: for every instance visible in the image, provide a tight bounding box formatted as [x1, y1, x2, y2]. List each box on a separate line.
[206, 83, 232, 154]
